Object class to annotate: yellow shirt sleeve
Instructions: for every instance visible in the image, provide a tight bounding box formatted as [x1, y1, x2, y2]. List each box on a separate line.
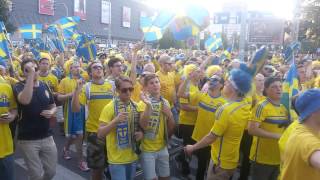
[211, 106, 229, 136]
[301, 136, 320, 165]
[8, 86, 17, 109]
[99, 101, 115, 124]
[58, 79, 66, 94]
[251, 102, 266, 123]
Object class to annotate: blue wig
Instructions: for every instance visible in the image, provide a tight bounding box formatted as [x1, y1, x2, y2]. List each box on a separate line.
[229, 69, 252, 95]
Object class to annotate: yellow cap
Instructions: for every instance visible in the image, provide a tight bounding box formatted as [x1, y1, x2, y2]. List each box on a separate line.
[206, 65, 222, 77]
[39, 52, 53, 64]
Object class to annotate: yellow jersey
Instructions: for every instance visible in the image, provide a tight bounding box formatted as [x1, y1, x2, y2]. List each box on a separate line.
[39, 73, 59, 92]
[191, 92, 226, 142]
[280, 123, 320, 180]
[131, 81, 143, 103]
[156, 71, 176, 106]
[79, 81, 113, 133]
[139, 99, 170, 152]
[250, 99, 288, 165]
[0, 83, 17, 158]
[314, 76, 320, 88]
[99, 100, 143, 164]
[210, 100, 251, 169]
[179, 83, 199, 125]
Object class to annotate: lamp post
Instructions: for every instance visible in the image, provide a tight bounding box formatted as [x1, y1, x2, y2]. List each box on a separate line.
[55, 2, 68, 16]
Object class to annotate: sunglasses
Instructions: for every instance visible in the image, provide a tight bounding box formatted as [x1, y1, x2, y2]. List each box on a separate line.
[92, 65, 103, 70]
[120, 87, 134, 93]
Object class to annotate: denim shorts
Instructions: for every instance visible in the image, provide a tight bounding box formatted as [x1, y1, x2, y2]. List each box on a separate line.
[140, 147, 170, 180]
[109, 162, 137, 180]
[0, 154, 14, 180]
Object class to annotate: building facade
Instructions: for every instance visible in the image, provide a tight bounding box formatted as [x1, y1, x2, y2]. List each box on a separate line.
[9, 0, 151, 44]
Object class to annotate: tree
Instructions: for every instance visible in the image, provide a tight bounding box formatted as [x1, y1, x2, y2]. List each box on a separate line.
[299, 0, 320, 52]
[158, 29, 186, 49]
[0, 0, 16, 33]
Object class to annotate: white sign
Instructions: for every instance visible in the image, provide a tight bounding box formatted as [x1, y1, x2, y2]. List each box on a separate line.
[122, 6, 131, 28]
[101, 0, 111, 24]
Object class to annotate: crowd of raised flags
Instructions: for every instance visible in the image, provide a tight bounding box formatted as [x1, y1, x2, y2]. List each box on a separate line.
[0, 7, 320, 180]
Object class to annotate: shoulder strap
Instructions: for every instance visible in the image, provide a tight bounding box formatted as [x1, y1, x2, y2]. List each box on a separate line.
[85, 82, 92, 101]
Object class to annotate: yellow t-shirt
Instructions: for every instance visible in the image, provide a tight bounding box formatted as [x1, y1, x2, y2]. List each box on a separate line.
[210, 100, 251, 169]
[278, 110, 299, 158]
[0, 83, 17, 158]
[249, 99, 288, 165]
[79, 81, 113, 133]
[314, 76, 320, 88]
[156, 71, 176, 106]
[3, 76, 19, 86]
[280, 124, 320, 180]
[131, 81, 143, 103]
[139, 99, 170, 152]
[179, 83, 199, 125]
[191, 93, 227, 142]
[39, 73, 59, 92]
[99, 100, 143, 164]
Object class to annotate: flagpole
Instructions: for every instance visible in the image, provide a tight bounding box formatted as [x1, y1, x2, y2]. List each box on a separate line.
[2, 25, 17, 72]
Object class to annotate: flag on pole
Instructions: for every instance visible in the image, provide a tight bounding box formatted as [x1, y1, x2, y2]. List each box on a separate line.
[205, 33, 222, 52]
[19, 24, 42, 39]
[0, 22, 11, 60]
[247, 46, 268, 76]
[55, 16, 80, 30]
[281, 58, 299, 120]
[76, 34, 97, 62]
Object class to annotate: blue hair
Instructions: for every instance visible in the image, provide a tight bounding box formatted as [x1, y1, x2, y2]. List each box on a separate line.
[229, 69, 252, 95]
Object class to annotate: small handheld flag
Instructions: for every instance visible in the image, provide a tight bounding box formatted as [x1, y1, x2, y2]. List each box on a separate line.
[205, 33, 222, 52]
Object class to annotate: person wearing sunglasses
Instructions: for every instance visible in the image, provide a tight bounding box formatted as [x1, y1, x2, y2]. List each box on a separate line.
[139, 73, 175, 180]
[178, 74, 226, 180]
[57, 61, 89, 171]
[13, 58, 57, 180]
[72, 61, 113, 180]
[98, 75, 144, 180]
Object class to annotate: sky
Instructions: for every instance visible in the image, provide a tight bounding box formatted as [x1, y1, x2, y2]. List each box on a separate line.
[143, 0, 296, 20]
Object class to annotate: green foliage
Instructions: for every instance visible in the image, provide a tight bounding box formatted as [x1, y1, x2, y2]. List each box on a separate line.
[299, 0, 320, 52]
[0, 0, 16, 33]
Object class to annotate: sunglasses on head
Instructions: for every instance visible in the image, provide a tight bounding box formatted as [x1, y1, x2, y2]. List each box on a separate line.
[92, 65, 103, 70]
[120, 87, 134, 93]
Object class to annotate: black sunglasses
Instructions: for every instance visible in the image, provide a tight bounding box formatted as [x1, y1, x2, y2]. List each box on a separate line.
[92, 66, 103, 70]
[120, 87, 134, 93]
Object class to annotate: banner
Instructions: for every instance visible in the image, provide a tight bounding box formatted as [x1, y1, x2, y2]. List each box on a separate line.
[74, 0, 86, 20]
[38, 0, 54, 16]
[122, 6, 131, 28]
[248, 18, 284, 44]
[101, 0, 111, 24]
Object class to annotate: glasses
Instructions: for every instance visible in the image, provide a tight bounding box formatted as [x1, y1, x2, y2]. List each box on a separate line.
[92, 66, 103, 70]
[120, 87, 134, 93]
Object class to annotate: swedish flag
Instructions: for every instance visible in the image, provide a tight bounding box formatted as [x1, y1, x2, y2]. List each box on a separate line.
[76, 34, 97, 62]
[55, 16, 80, 30]
[0, 22, 11, 60]
[281, 59, 299, 120]
[170, 17, 199, 40]
[247, 46, 268, 76]
[205, 33, 222, 52]
[185, 5, 210, 28]
[19, 24, 42, 39]
[140, 11, 175, 42]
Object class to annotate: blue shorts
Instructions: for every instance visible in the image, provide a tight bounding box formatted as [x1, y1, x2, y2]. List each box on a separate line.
[140, 147, 170, 180]
[65, 101, 85, 136]
[109, 162, 137, 180]
[0, 154, 14, 180]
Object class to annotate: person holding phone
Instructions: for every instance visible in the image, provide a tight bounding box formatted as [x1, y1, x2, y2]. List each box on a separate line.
[0, 80, 18, 180]
[13, 58, 57, 180]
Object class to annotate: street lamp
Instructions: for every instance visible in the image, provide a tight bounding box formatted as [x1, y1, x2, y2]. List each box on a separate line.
[55, 2, 68, 16]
